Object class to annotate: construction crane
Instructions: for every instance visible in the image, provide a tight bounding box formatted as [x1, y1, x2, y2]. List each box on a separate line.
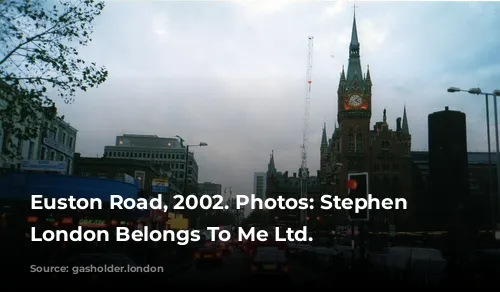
[300, 36, 314, 227]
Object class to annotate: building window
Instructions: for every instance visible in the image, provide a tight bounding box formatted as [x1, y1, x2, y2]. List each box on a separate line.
[69, 136, 74, 149]
[134, 170, 146, 189]
[50, 151, 55, 160]
[348, 132, 355, 152]
[16, 138, 23, 153]
[59, 155, 65, 161]
[180, 164, 184, 170]
[40, 147, 47, 160]
[181, 154, 185, 160]
[381, 140, 390, 150]
[188, 169, 192, 175]
[67, 158, 72, 175]
[355, 132, 362, 152]
[28, 141, 34, 159]
[188, 160, 193, 165]
[62, 132, 67, 145]
[179, 173, 184, 179]
[52, 126, 58, 140]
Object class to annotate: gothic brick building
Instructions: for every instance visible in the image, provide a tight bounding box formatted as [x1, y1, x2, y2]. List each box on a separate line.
[320, 13, 414, 231]
[266, 151, 326, 229]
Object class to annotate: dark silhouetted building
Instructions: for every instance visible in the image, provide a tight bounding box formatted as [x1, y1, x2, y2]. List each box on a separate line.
[266, 151, 323, 228]
[198, 182, 222, 196]
[73, 153, 182, 197]
[428, 106, 469, 233]
[412, 151, 495, 232]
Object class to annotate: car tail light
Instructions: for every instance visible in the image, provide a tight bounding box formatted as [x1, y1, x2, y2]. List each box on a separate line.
[194, 252, 200, 259]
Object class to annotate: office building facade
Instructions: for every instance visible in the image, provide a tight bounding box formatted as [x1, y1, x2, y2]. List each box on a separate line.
[253, 172, 267, 199]
[0, 102, 77, 174]
[103, 134, 199, 189]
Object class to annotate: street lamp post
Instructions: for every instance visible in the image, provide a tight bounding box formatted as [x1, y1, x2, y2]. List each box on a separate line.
[175, 135, 207, 226]
[448, 87, 500, 227]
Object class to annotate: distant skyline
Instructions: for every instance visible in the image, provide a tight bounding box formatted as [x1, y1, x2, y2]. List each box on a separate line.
[52, 1, 500, 195]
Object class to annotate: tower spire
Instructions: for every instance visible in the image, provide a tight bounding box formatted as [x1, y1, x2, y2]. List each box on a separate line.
[402, 105, 410, 135]
[350, 3, 359, 47]
[321, 123, 328, 146]
[346, 3, 363, 90]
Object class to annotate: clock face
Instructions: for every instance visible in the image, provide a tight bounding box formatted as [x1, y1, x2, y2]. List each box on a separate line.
[348, 94, 363, 107]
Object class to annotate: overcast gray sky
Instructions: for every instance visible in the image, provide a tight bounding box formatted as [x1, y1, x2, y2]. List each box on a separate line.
[54, 1, 500, 195]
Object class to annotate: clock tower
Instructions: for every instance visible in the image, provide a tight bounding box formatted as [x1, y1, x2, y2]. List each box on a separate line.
[337, 10, 372, 153]
[321, 10, 413, 230]
[337, 11, 372, 160]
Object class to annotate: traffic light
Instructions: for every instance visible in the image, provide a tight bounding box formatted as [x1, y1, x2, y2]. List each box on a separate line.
[347, 172, 369, 221]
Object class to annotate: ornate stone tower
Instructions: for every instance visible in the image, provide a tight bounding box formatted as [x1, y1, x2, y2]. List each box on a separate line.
[336, 11, 372, 175]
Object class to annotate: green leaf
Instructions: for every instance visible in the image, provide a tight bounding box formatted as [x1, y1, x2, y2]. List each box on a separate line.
[0, 0, 108, 161]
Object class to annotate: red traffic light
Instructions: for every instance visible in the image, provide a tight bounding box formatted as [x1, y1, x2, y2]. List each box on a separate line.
[347, 179, 358, 190]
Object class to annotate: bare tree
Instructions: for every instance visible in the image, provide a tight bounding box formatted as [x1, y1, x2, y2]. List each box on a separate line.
[0, 0, 108, 161]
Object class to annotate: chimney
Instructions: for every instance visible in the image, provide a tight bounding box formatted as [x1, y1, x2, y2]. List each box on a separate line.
[293, 172, 296, 178]
[396, 117, 402, 132]
[445, 106, 449, 111]
[283, 171, 288, 178]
